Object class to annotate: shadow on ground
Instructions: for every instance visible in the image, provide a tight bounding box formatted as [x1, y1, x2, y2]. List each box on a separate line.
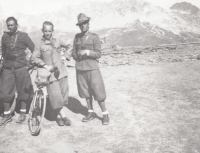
[0, 103, 3, 116]
[65, 97, 88, 116]
[45, 96, 88, 121]
[66, 97, 102, 121]
[45, 96, 102, 121]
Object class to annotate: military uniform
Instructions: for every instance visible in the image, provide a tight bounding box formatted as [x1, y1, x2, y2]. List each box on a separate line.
[31, 37, 71, 109]
[72, 31, 106, 102]
[0, 31, 34, 110]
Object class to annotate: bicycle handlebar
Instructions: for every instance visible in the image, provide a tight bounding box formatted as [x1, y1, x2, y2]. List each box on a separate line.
[27, 63, 36, 71]
[27, 63, 59, 75]
[50, 66, 58, 73]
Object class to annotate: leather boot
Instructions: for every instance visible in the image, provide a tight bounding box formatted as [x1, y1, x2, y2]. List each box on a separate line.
[102, 114, 109, 125]
[82, 112, 96, 122]
[63, 117, 71, 126]
[0, 114, 12, 126]
[16, 112, 26, 123]
[56, 117, 64, 126]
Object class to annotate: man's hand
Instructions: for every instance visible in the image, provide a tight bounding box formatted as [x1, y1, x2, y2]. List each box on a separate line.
[66, 57, 70, 61]
[61, 56, 66, 61]
[44, 65, 53, 72]
[78, 50, 90, 56]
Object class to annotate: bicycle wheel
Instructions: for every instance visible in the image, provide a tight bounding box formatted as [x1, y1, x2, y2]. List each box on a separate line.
[28, 89, 46, 136]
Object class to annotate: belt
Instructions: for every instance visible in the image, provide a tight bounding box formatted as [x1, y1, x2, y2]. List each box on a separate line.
[5, 53, 26, 61]
[3, 66, 25, 70]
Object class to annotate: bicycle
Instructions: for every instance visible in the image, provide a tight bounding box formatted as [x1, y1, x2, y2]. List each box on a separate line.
[28, 81, 47, 136]
[28, 66, 57, 136]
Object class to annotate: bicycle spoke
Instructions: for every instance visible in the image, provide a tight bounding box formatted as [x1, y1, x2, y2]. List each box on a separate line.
[28, 89, 46, 136]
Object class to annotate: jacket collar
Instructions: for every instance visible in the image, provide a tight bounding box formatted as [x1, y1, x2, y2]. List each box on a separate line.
[41, 36, 55, 44]
[81, 31, 90, 36]
[5, 30, 19, 36]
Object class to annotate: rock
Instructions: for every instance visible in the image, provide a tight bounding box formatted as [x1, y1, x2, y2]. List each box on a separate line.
[197, 55, 200, 60]
[135, 50, 142, 54]
[112, 45, 124, 51]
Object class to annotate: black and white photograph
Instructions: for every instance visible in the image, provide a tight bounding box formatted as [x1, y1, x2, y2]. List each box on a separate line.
[0, 0, 200, 152]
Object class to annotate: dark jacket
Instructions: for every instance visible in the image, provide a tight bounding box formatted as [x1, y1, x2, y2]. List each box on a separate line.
[1, 31, 35, 69]
[72, 31, 101, 71]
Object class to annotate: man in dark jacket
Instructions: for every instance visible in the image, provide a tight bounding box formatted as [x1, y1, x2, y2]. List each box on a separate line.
[0, 17, 34, 126]
[72, 13, 109, 125]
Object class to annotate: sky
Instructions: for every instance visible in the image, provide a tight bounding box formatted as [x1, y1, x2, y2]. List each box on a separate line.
[145, 0, 200, 9]
[0, 0, 200, 17]
[0, 0, 113, 16]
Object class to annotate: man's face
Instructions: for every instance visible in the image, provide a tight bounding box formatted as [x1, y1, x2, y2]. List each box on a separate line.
[42, 24, 53, 40]
[79, 22, 89, 33]
[7, 20, 18, 34]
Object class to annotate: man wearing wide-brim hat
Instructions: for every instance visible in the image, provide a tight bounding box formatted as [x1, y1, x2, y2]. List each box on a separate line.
[72, 13, 109, 125]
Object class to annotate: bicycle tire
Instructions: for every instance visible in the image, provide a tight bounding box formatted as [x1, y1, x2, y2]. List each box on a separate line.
[28, 89, 46, 136]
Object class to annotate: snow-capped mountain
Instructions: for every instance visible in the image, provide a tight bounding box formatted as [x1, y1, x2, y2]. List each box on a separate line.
[1, 0, 198, 33]
[1, 0, 199, 46]
[170, 2, 200, 15]
[96, 20, 200, 46]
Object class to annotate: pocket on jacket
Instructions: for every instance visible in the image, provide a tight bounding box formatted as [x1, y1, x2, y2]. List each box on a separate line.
[41, 48, 53, 57]
[41, 48, 53, 62]
[42, 48, 52, 52]
[75, 44, 81, 51]
[85, 42, 93, 49]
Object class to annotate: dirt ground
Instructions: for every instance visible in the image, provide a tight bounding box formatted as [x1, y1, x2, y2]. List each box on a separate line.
[1, 60, 200, 153]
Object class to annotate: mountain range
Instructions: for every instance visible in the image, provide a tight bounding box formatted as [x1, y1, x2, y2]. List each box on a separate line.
[1, 0, 200, 46]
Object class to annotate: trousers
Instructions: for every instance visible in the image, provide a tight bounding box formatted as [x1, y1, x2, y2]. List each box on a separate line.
[46, 77, 69, 110]
[0, 67, 33, 111]
[76, 69, 106, 102]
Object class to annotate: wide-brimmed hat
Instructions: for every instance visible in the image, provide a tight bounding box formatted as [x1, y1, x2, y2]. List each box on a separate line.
[76, 13, 90, 26]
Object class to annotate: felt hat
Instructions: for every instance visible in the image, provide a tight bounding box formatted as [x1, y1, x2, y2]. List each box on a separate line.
[76, 13, 90, 26]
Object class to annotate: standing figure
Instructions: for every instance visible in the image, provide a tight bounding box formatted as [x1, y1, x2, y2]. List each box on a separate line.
[0, 17, 34, 126]
[31, 21, 72, 126]
[72, 13, 109, 125]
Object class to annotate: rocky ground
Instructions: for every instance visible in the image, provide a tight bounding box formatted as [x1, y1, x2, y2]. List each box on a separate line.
[1, 47, 200, 153]
[100, 45, 200, 66]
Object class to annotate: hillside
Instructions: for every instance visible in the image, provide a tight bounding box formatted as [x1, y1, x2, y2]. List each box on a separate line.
[96, 20, 200, 46]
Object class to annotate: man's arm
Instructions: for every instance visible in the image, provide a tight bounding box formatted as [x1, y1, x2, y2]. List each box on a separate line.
[25, 34, 49, 68]
[1, 34, 6, 58]
[24, 34, 35, 52]
[30, 46, 53, 71]
[30, 45, 45, 67]
[60, 38, 72, 60]
[72, 36, 78, 61]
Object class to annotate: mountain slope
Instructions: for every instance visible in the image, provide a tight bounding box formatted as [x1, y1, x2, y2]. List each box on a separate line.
[3, 0, 198, 34]
[170, 2, 200, 14]
[96, 20, 200, 46]
[1, 0, 199, 46]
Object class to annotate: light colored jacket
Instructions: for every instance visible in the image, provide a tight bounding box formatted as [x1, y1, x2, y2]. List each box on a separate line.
[31, 37, 72, 82]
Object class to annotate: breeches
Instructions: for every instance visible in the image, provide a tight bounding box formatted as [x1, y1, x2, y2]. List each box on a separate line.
[0, 67, 33, 103]
[46, 77, 69, 110]
[76, 69, 106, 102]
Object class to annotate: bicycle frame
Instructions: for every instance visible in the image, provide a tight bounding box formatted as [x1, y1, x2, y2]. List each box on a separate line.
[28, 85, 47, 136]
